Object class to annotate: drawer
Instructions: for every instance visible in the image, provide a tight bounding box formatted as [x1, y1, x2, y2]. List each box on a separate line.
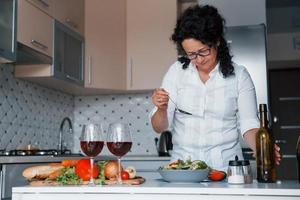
[26, 0, 53, 16]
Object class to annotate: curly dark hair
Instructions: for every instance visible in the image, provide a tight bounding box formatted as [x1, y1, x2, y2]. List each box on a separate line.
[171, 5, 234, 78]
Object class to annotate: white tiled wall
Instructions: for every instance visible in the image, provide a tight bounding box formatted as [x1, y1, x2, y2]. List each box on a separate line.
[0, 64, 74, 150]
[73, 93, 158, 156]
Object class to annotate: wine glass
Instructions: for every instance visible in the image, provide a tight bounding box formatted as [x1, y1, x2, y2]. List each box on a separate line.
[107, 123, 132, 184]
[80, 123, 104, 185]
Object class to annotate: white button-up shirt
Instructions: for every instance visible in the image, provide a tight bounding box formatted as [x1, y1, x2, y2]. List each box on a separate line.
[151, 61, 259, 170]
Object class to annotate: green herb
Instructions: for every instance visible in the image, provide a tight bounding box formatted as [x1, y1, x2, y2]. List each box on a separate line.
[94, 160, 107, 185]
[56, 167, 83, 185]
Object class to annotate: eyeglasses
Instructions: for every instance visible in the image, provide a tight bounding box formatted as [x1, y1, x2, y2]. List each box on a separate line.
[186, 48, 211, 60]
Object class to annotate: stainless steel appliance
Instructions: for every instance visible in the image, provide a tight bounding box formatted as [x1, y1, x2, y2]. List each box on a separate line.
[225, 24, 268, 148]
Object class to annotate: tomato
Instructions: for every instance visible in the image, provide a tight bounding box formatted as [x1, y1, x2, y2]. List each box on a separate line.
[75, 159, 99, 181]
[208, 170, 227, 181]
[121, 171, 130, 180]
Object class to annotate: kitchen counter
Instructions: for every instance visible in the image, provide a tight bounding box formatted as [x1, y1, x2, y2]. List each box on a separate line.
[12, 180, 300, 200]
[0, 154, 170, 164]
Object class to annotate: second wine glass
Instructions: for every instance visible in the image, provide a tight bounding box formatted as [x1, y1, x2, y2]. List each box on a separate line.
[80, 123, 104, 185]
[107, 123, 132, 184]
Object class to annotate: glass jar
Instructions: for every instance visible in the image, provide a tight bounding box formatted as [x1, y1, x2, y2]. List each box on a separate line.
[227, 156, 244, 184]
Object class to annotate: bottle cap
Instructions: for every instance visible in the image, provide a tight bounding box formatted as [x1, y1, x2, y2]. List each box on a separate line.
[259, 104, 267, 112]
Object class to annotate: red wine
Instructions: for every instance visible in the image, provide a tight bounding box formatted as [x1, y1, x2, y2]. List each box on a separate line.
[80, 141, 104, 157]
[107, 142, 132, 157]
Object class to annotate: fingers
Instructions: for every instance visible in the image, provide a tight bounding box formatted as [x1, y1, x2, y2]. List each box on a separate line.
[274, 144, 281, 165]
[152, 88, 169, 109]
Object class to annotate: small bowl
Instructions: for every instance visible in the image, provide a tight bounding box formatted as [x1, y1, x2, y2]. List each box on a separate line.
[158, 168, 209, 183]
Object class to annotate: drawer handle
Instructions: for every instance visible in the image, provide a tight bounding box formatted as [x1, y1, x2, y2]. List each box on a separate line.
[31, 39, 48, 50]
[66, 74, 78, 82]
[275, 139, 287, 144]
[37, 0, 49, 7]
[65, 18, 78, 29]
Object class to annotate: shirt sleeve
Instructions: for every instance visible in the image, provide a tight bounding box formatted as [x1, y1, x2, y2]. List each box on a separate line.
[237, 67, 260, 136]
[149, 62, 179, 130]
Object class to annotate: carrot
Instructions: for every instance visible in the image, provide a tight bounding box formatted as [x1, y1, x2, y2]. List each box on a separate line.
[61, 160, 79, 167]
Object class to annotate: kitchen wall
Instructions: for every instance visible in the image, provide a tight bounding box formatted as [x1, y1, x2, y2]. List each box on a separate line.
[73, 93, 158, 156]
[0, 63, 158, 155]
[0, 64, 74, 150]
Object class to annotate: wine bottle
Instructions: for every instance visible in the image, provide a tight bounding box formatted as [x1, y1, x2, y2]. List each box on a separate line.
[256, 104, 276, 183]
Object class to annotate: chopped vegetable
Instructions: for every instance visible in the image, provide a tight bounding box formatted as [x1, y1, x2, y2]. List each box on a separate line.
[160, 157, 208, 170]
[61, 160, 78, 167]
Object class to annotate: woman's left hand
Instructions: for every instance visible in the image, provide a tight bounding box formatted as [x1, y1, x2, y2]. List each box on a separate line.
[274, 144, 281, 165]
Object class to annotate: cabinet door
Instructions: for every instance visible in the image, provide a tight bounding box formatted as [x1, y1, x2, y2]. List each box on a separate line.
[53, 0, 84, 35]
[0, 0, 16, 63]
[26, 0, 53, 16]
[126, 0, 177, 90]
[54, 21, 84, 85]
[84, 0, 126, 89]
[17, 0, 53, 57]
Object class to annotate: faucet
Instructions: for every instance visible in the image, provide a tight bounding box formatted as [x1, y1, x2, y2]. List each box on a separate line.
[58, 117, 73, 153]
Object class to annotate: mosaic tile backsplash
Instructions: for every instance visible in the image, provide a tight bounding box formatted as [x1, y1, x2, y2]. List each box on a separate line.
[0, 64, 74, 150]
[73, 93, 159, 156]
[0, 63, 159, 155]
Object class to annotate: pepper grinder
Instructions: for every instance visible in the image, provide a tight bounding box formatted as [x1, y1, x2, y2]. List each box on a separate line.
[227, 155, 244, 184]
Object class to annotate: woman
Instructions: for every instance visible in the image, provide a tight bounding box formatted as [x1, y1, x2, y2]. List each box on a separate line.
[151, 5, 280, 171]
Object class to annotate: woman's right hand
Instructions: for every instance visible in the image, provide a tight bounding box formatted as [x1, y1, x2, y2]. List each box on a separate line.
[152, 88, 169, 111]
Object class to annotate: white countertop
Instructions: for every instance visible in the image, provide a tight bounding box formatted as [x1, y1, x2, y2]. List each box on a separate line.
[0, 155, 170, 164]
[12, 180, 300, 196]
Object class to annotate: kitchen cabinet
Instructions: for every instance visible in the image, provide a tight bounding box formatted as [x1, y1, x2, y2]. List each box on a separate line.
[53, 20, 84, 85]
[53, 0, 84, 35]
[0, 0, 17, 63]
[17, 0, 53, 57]
[15, 20, 84, 88]
[26, 0, 53, 16]
[85, 0, 177, 91]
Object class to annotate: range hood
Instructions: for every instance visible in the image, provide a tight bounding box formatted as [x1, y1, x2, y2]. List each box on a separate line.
[16, 42, 52, 65]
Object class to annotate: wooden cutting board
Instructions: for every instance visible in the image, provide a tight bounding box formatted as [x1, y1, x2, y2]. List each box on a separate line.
[29, 177, 145, 186]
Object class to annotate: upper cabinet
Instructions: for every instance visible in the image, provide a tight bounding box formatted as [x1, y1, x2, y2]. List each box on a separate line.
[0, 0, 17, 63]
[17, 0, 53, 57]
[85, 0, 177, 91]
[53, 0, 84, 35]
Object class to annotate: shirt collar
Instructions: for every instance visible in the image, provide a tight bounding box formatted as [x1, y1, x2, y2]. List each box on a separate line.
[188, 62, 220, 77]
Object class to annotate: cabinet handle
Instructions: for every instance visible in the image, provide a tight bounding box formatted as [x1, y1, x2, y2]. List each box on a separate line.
[37, 0, 49, 7]
[31, 39, 48, 50]
[275, 140, 287, 144]
[273, 116, 278, 123]
[12, 0, 16, 52]
[66, 74, 78, 82]
[130, 57, 133, 88]
[88, 56, 92, 85]
[65, 18, 78, 29]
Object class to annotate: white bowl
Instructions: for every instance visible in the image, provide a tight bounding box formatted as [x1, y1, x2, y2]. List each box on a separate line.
[158, 168, 209, 183]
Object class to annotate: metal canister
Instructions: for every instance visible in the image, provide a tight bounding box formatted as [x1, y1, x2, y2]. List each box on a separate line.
[241, 160, 253, 184]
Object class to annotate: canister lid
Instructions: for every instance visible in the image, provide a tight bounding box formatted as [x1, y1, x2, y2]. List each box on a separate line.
[229, 155, 242, 166]
[241, 160, 250, 166]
